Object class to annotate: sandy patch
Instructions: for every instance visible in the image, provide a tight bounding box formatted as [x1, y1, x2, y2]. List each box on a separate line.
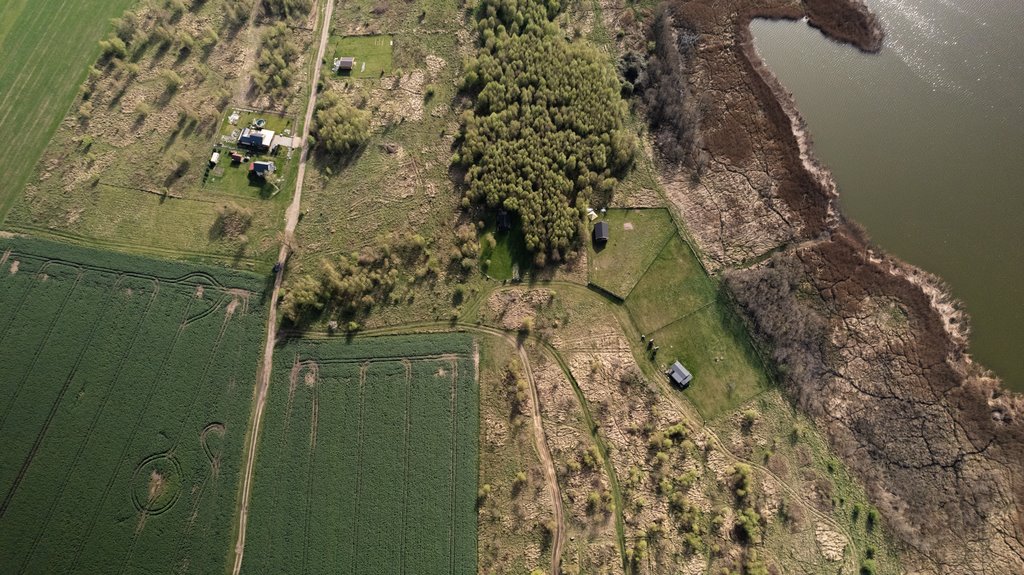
[195, 285, 205, 299]
[148, 469, 166, 503]
[622, 222, 634, 230]
[8, 260, 19, 275]
[226, 298, 240, 318]
[814, 522, 847, 562]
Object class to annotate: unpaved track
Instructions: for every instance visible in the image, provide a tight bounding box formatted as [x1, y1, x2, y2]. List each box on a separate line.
[515, 341, 565, 575]
[231, 2, 334, 573]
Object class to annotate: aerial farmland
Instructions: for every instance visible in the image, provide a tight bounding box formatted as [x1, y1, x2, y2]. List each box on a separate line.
[0, 0, 998, 573]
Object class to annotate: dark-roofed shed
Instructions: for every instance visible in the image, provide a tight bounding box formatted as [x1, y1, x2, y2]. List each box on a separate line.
[667, 361, 693, 388]
[593, 221, 609, 243]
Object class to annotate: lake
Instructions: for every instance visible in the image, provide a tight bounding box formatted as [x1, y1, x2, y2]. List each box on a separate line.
[750, 0, 1024, 389]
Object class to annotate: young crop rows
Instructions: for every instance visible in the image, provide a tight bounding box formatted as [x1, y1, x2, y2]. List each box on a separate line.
[0, 238, 266, 574]
[243, 334, 479, 574]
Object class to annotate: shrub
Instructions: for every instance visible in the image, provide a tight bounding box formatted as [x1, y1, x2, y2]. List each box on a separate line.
[262, 0, 313, 19]
[253, 23, 299, 98]
[98, 35, 127, 59]
[213, 203, 253, 239]
[312, 91, 370, 156]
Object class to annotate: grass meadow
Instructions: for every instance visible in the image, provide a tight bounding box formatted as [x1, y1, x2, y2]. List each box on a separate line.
[0, 0, 137, 221]
[0, 237, 266, 574]
[587, 209, 676, 299]
[243, 333, 478, 574]
[585, 211, 770, 419]
[3, 0, 312, 271]
[330, 34, 394, 78]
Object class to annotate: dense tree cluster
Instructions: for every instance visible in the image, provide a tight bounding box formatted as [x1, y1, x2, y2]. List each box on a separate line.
[254, 22, 299, 98]
[456, 0, 634, 256]
[261, 0, 312, 19]
[281, 234, 432, 324]
[311, 91, 370, 156]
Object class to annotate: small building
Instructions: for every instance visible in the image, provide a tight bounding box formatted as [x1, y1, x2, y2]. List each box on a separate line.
[229, 151, 244, 164]
[238, 127, 276, 152]
[593, 221, 609, 244]
[209, 152, 220, 167]
[333, 56, 355, 73]
[250, 160, 276, 178]
[228, 111, 241, 125]
[497, 208, 512, 232]
[666, 361, 693, 388]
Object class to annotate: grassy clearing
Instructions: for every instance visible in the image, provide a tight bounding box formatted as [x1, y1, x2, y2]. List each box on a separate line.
[476, 337, 553, 572]
[625, 235, 716, 335]
[0, 0, 137, 222]
[479, 221, 531, 281]
[707, 393, 906, 574]
[587, 208, 675, 299]
[243, 333, 478, 574]
[649, 297, 769, 419]
[0, 237, 266, 574]
[3, 0, 316, 270]
[330, 35, 394, 78]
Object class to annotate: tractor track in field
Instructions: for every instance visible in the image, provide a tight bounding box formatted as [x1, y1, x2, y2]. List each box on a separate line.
[232, 0, 334, 571]
[17, 277, 161, 575]
[0, 270, 111, 521]
[360, 323, 568, 575]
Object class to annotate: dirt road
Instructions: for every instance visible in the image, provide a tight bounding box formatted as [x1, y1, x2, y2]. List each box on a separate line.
[515, 341, 565, 575]
[231, 1, 334, 573]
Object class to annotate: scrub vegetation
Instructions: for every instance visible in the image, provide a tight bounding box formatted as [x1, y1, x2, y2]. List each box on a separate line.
[3, 0, 315, 269]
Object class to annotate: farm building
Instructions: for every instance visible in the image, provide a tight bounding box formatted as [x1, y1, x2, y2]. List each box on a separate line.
[209, 152, 220, 167]
[667, 361, 693, 388]
[593, 221, 609, 244]
[239, 127, 275, 152]
[250, 160, 276, 178]
[333, 56, 355, 73]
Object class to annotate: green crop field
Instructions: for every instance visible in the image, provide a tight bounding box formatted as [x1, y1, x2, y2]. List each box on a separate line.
[0, 0, 137, 221]
[243, 333, 479, 574]
[588, 208, 676, 299]
[0, 237, 267, 574]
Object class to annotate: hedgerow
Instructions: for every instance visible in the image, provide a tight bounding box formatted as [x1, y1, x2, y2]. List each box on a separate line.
[456, 0, 635, 257]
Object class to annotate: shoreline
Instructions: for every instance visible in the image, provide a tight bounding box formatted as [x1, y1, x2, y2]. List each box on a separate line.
[737, 8, 991, 379]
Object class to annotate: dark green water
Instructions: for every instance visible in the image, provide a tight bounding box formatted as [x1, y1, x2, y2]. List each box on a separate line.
[751, 0, 1024, 389]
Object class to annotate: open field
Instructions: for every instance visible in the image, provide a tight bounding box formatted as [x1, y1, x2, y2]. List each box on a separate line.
[2, 0, 317, 270]
[588, 209, 676, 299]
[625, 234, 716, 335]
[622, 235, 769, 418]
[0, 236, 266, 574]
[330, 34, 394, 78]
[243, 333, 478, 574]
[0, 0, 137, 221]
